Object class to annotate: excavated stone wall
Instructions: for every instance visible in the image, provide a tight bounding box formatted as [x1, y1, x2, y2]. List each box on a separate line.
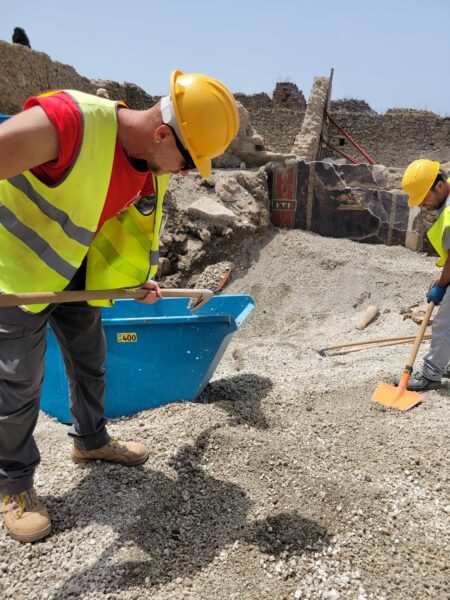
[2, 39, 448, 169]
[325, 111, 450, 167]
[0, 40, 156, 113]
[272, 82, 306, 110]
[160, 169, 271, 288]
[268, 160, 427, 252]
[251, 107, 449, 168]
[0, 38, 442, 269]
[244, 108, 305, 153]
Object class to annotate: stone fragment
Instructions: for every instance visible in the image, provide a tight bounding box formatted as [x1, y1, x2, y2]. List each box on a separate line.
[187, 196, 237, 225]
[356, 305, 379, 330]
[186, 236, 203, 254]
[158, 257, 171, 276]
[198, 229, 211, 242]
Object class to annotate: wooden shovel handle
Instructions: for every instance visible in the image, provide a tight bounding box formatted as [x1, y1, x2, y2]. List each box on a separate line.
[0, 288, 213, 308]
[405, 301, 434, 369]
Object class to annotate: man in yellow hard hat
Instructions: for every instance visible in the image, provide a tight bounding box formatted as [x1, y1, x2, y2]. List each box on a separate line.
[399, 158, 450, 391]
[0, 71, 239, 543]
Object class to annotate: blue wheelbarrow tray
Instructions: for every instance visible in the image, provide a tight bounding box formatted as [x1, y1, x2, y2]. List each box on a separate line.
[41, 295, 254, 423]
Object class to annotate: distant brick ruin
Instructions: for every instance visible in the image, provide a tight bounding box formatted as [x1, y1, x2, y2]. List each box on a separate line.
[272, 82, 306, 110]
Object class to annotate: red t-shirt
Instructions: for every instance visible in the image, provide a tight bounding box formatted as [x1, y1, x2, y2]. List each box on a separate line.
[24, 92, 154, 231]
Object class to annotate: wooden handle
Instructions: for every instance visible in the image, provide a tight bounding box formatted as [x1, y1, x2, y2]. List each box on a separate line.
[0, 288, 213, 308]
[320, 333, 428, 353]
[405, 301, 434, 369]
[327, 335, 432, 356]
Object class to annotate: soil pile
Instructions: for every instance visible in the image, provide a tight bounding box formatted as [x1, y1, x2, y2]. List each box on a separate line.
[1, 230, 448, 600]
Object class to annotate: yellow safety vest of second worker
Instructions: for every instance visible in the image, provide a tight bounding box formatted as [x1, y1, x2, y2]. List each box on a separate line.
[426, 179, 450, 267]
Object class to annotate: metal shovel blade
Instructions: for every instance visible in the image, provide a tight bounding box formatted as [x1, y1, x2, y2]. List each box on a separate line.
[371, 301, 434, 411]
[371, 381, 423, 411]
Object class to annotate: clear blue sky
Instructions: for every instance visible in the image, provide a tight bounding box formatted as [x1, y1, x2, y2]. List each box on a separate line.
[1, 0, 449, 115]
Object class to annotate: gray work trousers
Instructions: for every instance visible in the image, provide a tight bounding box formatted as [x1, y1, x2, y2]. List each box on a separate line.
[0, 266, 110, 495]
[421, 286, 450, 381]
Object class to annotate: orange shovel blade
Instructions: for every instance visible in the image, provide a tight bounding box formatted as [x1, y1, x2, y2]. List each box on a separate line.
[371, 381, 423, 411]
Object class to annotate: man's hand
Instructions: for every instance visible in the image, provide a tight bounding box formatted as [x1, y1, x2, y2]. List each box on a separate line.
[137, 280, 163, 304]
[426, 282, 447, 306]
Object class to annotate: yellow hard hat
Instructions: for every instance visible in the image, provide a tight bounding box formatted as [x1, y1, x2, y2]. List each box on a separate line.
[169, 70, 239, 178]
[402, 159, 440, 207]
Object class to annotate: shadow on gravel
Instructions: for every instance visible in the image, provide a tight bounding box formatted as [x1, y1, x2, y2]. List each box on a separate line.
[46, 374, 328, 596]
[196, 372, 273, 429]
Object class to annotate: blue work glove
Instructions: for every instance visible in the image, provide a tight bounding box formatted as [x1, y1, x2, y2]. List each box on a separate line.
[426, 283, 447, 306]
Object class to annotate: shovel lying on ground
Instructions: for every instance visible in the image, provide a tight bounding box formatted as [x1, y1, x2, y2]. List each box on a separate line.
[371, 301, 434, 411]
[0, 287, 213, 311]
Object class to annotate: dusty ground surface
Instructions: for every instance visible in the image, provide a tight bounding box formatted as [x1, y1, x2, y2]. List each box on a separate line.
[1, 229, 449, 600]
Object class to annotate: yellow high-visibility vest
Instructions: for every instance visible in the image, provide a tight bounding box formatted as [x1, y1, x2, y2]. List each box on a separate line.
[0, 90, 169, 311]
[426, 179, 450, 266]
[86, 172, 170, 306]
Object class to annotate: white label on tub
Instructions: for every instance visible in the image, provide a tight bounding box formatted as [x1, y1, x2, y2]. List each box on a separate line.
[117, 332, 138, 343]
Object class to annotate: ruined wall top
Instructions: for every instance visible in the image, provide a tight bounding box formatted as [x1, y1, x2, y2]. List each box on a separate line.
[0, 39, 156, 113]
[330, 98, 375, 113]
[1, 39, 447, 168]
[272, 82, 306, 110]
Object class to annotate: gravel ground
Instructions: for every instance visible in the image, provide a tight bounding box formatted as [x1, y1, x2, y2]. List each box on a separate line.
[1, 229, 449, 600]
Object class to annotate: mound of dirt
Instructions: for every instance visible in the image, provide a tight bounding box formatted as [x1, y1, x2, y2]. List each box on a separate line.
[2, 230, 448, 600]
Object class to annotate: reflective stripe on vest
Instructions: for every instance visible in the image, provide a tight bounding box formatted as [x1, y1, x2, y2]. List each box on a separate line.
[0, 90, 118, 312]
[85, 173, 171, 306]
[8, 174, 93, 245]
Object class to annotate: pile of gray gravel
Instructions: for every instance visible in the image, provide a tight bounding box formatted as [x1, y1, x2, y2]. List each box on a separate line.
[1, 229, 448, 600]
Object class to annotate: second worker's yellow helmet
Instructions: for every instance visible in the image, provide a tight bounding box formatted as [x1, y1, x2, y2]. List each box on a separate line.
[402, 159, 440, 207]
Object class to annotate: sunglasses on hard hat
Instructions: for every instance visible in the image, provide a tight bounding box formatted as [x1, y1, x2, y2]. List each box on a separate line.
[168, 126, 196, 171]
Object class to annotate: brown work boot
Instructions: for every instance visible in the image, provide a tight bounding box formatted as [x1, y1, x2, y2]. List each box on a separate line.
[71, 438, 149, 466]
[0, 488, 51, 543]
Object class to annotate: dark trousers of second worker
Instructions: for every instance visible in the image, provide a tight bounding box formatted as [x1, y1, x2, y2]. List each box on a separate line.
[0, 267, 110, 495]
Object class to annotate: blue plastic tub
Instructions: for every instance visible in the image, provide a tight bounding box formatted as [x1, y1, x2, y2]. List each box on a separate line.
[41, 295, 254, 423]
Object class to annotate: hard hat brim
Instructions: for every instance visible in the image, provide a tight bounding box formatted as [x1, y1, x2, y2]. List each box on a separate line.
[195, 157, 211, 178]
[170, 70, 211, 178]
[408, 193, 427, 208]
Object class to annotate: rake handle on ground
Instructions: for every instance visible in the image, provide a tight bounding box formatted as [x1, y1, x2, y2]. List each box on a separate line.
[322, 335, 411, 352]
[0, 288, 213, 308]
[319, 333, 432, 355]
[323, 334, 432, 356]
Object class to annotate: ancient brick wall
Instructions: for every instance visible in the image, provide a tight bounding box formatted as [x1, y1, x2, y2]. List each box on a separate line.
[325, 111, 450, 167]
[272, 82, 306, 110]
[0, 40, 155, 114]
[247, 108, 305, 153]
[246, 108, 449, 168]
